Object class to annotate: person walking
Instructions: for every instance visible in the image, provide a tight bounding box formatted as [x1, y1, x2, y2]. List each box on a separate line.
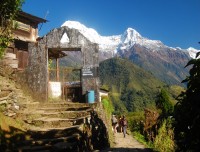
[111, 115, 118, 133]
[118, 116, 123, 133]
[121, 115, 128, 138]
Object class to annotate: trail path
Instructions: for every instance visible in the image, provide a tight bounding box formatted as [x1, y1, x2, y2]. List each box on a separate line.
[100, 132, 152, 152]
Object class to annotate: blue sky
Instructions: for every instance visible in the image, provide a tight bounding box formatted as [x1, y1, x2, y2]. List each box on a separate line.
[22, 0, 200, 49]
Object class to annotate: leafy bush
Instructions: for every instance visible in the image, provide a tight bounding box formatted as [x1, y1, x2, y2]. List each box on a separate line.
[154, 119, 175, 152]
[127, 112, 144, 133]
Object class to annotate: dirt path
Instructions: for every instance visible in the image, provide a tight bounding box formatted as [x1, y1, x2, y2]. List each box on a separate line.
[100, 132, 152, 152]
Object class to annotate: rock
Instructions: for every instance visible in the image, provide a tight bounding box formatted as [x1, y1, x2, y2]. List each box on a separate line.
[7, 112, 16, 117]
[0, 100, 7, 105]
[13, 103, 20, 110]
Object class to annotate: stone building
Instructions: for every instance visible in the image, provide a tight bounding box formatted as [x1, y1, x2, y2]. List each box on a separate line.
[3, 11, 47, 70]
[2, 11, 100, 103]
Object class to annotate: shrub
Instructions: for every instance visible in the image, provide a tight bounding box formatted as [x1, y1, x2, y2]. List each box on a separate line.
[127, 112, 144, 133]
[154, 119, 175, 152]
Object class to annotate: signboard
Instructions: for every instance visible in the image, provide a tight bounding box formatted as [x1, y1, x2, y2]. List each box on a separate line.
[82, 66, 98, 78]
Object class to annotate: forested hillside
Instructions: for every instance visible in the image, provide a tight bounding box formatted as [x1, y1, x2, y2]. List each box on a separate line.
[99, 58, 183, 113]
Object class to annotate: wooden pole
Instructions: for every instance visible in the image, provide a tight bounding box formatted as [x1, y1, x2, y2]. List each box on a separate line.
[62, 69, 65, 100]
[56, 58, 59, 81]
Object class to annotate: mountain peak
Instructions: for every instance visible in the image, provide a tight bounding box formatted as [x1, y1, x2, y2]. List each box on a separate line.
[126, 28, 141, 37]
[123, 28, 141, 43]
[62, 20, 100, 43]
[117, 27, 142, 50]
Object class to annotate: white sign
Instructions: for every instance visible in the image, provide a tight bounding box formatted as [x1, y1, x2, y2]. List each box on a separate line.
[82, 67, 94, 77]
[49, 82, 62, 98]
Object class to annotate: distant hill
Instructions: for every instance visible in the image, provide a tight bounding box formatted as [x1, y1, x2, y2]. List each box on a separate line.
[99, 58, 167, 112]
[117, 44, 190, 86]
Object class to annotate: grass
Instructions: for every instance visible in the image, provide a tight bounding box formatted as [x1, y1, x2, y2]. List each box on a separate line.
[132, 131, 153, 148]
[0, 112, 25, 131]
[101, 97, 115, 147]
[0, 112, 29, 150]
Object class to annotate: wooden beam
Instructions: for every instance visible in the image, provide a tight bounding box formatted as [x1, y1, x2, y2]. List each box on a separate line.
[56, 58, 59, 81]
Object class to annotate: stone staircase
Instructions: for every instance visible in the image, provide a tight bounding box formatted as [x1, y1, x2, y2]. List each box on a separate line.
[15, 101, 94, 152]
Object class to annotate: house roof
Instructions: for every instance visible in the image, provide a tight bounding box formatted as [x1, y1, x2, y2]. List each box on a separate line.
[99, 88, 109, 93]
[17, 11, 47, 24]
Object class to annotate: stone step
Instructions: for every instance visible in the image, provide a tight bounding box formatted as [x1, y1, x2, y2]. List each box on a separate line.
[17, 134, 80, 147]
[13, 101, 96, 151]
[36, 106, 91, 113]
[29, 124, 84, 134]
[30, 116, 89, 128]
[17, 144, 52, 152]
[53, 141, 78, 151]
[18, 106, 92, 117]
[20, 102, 90, 109]
[29, 124, 83, 132]
[17, 141, 78, 152]
[40, 102, 90, 107]
[39, 103, 89, 109]
[20, 110, 91, 121]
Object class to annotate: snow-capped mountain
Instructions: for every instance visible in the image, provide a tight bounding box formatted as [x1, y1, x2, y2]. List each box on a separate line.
[61, 20, 199, 59]
[61, 21, 199, 86]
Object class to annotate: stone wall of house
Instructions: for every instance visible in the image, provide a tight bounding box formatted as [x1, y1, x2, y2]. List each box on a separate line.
[17, 26, 99, 102]
[16, 41, 48, 100]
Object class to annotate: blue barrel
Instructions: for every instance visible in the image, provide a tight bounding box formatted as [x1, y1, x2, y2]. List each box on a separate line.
[88, 90, 95, 103]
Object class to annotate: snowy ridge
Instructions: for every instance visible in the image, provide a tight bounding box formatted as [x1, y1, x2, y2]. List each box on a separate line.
[61, 21, 199, 58]
[62, 21, 120, 52]
[187, 47, 200, 59]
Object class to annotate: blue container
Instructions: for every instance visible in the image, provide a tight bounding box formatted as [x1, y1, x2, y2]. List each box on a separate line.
[88, 90, 95, 103]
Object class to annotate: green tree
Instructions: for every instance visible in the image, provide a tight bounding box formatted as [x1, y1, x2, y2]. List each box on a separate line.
[156, 89, 173, 118]
[0, 0, 24, 58]
[174, 51, 200, 151]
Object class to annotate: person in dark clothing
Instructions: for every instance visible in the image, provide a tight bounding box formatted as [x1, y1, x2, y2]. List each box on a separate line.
[121, 115, 128, 138]
[118, 116, 123, 133]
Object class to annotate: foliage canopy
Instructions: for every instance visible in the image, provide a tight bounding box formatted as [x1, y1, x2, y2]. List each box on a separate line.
[174, 51, 200, 151]
[0, 0, 24, 58]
